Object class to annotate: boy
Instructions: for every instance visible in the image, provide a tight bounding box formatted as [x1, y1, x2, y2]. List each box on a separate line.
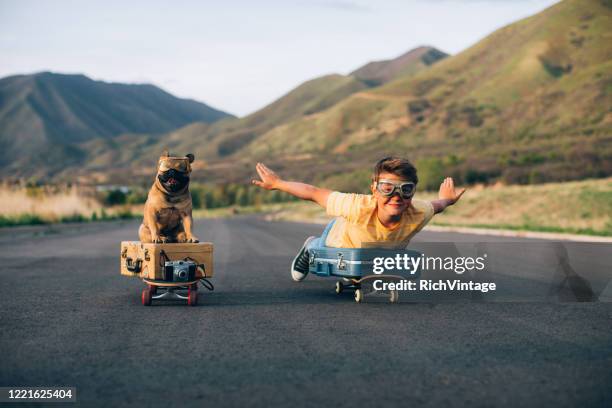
[252, 157, 465, 281]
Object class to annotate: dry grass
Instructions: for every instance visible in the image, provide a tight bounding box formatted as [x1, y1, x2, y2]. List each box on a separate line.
[420, 178, 612, 235]
[0, 183, 140, 225]
[0, 184, 100, 220]
[256, 178, 612, 236]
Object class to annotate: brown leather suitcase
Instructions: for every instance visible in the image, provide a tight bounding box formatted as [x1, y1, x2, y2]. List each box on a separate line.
[120, 241, 214, 280]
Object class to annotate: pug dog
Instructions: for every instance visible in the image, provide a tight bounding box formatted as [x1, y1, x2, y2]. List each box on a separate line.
[138, 151, 199, 243]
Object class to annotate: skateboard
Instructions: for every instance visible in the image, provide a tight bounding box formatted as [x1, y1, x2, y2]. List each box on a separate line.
[140, 277, 214, 306]
[335, 274, 407, 303]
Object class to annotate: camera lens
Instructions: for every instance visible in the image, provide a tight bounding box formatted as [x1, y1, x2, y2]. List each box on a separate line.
[178, 270, 186, 278]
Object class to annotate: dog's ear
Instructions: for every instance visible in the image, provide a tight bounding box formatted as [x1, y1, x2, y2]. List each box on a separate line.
[161, 150, 170, 157]
[186, 153, 195, 163]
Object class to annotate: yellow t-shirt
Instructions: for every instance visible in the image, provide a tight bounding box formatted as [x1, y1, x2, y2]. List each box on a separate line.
[324, 192, 434, 249]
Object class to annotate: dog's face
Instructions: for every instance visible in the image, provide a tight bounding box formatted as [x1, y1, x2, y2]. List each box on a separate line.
[156, 152, 194, 193]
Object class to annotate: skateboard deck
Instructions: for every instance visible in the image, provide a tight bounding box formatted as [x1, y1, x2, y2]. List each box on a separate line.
[143, 278, 200, 287]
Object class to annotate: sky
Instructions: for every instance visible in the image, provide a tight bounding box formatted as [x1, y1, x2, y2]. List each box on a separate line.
[0, 0, 559, 117]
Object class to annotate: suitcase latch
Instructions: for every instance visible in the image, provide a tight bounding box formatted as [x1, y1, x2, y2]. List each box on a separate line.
[337, 253, 346, 270]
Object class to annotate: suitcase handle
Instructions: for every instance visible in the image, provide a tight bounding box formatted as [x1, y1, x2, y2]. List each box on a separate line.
[125, 257, 143, 273]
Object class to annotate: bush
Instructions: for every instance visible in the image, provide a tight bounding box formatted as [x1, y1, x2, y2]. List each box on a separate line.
[104, 189, 127, 206]
[126, 190, 147, 205]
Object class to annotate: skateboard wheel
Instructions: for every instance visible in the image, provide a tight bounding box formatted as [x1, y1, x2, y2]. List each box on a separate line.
[389, 290, 399, 303]
[354, 289, 363, 303]
[149, 284, 157, 295]
[141, 288, 152, 306]
[187, 290, 198, 306]
[335, 281, 344, 294]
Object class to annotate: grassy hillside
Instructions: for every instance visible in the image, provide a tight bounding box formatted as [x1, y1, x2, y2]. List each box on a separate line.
[155, 46, 448, 164]
[65, 74, 371, 182]
[62, 46, 446, 184]
[217, 0, 611, 187]
[188, 74, 370, 159]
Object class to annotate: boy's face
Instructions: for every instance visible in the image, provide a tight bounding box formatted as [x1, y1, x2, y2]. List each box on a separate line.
[371, 172, 412, 217]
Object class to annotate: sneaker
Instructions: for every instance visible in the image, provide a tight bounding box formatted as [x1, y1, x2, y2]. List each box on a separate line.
[291, 236, 316, 282]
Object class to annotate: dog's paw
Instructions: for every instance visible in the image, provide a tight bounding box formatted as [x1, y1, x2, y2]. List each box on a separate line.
[187, 236, 199, 243]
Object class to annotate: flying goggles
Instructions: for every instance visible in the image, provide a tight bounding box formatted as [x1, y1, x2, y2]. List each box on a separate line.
[375, 179, 416, 198]
[159, 158, 190, 173]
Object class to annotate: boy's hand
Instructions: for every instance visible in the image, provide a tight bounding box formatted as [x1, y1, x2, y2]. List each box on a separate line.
[251, 162, 331, 207]
[252, 162, 281, 190]
[438, 177, 466, 205]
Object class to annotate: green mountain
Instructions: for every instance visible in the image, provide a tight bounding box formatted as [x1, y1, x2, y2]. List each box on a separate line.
[152, 46, 447, 163]
[351, 46, 448, 86]
[71, 74, 371, 180]
[71, 45, 446, 182]
[229, 0, 611, 188]
[0, 72, 232, 177]
[186, 73, 371, 159]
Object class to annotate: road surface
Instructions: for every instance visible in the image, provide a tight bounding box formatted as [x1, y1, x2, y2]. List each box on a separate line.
[0, 217, 610, 407]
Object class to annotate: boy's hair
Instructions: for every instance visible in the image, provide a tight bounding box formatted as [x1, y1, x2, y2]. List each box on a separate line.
[372, 156, 418, 184]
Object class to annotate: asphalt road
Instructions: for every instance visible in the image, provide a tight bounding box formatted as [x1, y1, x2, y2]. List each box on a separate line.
[0, 217, 610, 407]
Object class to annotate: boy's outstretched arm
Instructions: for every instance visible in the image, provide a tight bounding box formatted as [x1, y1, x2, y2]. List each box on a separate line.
[252, 162, 332, 208]
[431, 177, 466, 214]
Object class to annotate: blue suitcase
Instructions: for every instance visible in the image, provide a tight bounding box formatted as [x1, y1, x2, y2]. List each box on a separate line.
[308, 245, 423, 279]
[306, 220, 422, 302]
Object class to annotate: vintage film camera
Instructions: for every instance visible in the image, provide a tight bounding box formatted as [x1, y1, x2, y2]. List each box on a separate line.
[164, 260, 197, 282]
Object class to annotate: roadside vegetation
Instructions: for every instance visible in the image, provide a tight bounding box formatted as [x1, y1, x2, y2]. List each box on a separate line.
[254, 178, 612, 237]
[0, 181, 298, 228]
[2, 178, 610, 237]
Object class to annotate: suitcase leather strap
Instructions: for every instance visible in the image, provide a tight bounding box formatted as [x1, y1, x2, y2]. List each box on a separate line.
[122, 247, 143, 273]
[125, 258, 143, 273]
